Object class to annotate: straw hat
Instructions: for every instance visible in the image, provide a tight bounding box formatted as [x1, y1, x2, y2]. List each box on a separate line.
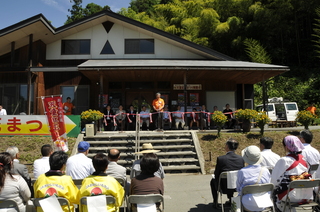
[136, 143, 160, 154]
[241, 145, 262, 165]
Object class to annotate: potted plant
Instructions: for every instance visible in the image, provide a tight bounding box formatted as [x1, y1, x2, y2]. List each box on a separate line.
[211, 111, 228, 137]
[256, 112, 271, 135]
[81, 109, 104, 135]
[295, 110, 316, 129]
[235, 109, 258, 132]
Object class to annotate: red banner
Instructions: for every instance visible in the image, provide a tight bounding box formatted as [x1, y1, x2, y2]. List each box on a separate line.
[42, 95, 68, 152]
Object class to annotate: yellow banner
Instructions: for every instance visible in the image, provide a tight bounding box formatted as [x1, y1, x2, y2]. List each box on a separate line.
[0, 115, 76, 136]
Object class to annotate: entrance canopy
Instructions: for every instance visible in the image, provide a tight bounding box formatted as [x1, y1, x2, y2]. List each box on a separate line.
[77, 59, 289, 84]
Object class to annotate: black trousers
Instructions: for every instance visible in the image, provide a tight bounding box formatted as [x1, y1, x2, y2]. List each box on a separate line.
[210, 178, 235, 204]
[157, 112, 163, 130]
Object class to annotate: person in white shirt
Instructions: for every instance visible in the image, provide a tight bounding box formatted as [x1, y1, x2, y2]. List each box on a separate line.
[0, 105, 7, 115]
[139, 106, 150, 130]
[66, 141, 95, 179]
[300, 129, 320, 178]
[259, 137, 280, 168]
[33, 144, 53, 179]
[173, 105, 185, 130]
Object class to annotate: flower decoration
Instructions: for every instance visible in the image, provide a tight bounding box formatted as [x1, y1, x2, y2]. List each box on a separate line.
[235, 109, 258, 120]
[211, 111, 227, 137]
[295, 110, 316, 129]
[256, 112, 271, 135]
[81, 109, 104, 122]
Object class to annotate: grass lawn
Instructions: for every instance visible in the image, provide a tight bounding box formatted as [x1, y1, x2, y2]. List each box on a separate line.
[199, 129, 320, 174]
[0, 136, 77, 171]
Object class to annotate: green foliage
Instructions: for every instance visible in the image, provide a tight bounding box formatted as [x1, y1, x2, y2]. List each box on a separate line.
[235, 109, 258, 120]
[130, 0, 160, 14]
[211, 111, 227, 137]
[295, 110, 317, 129]
[243, 38, 271, 64]
[313, 7, 320, 59]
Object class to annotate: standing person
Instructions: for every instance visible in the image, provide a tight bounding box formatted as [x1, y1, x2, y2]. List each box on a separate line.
[0, 152, 31, 212]
[115, 105, 126, 132]
[66, 141, 95, 179]
[127, 105, 137, 131]
[62, 97, 75, 115]
[223, 104, 234, 129]
[162, 105, 172, 130]
[5, 146, 31, 187]
[306, 103, 316, 115]
[210, 138, 244, 208]
[34, 151, 80, 212]
[152, 93, 165, 131]
[0, 105, 7, 115]
[271, 136, 312, 211]
[33, 144, 53, 179]
[104, 105, 114, 131]
[140, 106, 150, 131]
[105, 149, 127, 181]
[259, 137, 280, 168]
[237, 146, 271, 211]
[80, 153, 124, 212]
[189, 108, 199, 129]
[173, 105, 185, 130]
[300, 130, 320, 178]
[200, 105, 209, 130]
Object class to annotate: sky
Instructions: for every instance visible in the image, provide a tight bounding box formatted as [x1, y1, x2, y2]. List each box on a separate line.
[0, 0, 131, 30]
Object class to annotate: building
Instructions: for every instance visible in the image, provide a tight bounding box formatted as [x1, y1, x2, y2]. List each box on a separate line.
[0, 9, 289, 115]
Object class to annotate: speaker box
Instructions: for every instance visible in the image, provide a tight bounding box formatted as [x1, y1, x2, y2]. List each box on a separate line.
[85, 124, 95, 137]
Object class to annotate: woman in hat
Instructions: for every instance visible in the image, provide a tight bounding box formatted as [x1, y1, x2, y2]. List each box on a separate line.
[130, 143, 165, 179]
[236, 145, 271, 211]
[271, 135, 311, 211]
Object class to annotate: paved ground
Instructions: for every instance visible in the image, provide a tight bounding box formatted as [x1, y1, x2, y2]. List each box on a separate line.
[163, 174, 230, 212]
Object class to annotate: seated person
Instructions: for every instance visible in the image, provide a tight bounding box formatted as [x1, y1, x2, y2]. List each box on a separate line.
[271, 136, 312, 212]
[259, 137, 280, 168]
[130, 143, 165, 179]
[0, 152, 31, 212]
[105, 149, 126, 181]
[200, 105, 209, 130]
[127, 105, 137, 131]
[189, 108, 199, 129]
[104, 105, 114, 131]
[162, 105, 172, 129]
[237, 146, 271, 211]
[173, 105, 185, 130]
[139, 106, 150, 130]
[34, 151, 80, 212]
[33, 144, 53, 179]
[115, 105, 126, 132]
[130, 153, 164, 212]
[210, 139, 244, 208]
[223, 104, 235, 129]
[80, 153, 124, 212]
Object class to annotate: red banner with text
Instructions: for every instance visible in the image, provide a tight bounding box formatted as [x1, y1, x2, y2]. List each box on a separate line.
[42, 95, 68, 152]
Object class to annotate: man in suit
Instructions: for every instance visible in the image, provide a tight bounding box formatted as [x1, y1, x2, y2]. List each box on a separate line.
[210, 138, 244, 208]
[105, 148, 126, 181]
[127, 105, 137, 131]
[104, 105, 114, 131]
[6, 146, 31, 186]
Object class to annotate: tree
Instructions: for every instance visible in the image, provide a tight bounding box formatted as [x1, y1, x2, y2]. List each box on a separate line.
[130, 0, 160, 14]
[314, 7, 320, 59]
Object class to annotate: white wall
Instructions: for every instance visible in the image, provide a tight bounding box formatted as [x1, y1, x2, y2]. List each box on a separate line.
[206, 91, 236, 112]
[46, 23, 205, 60]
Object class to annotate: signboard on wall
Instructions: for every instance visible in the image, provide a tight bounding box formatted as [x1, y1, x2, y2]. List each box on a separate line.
[173, 84, 202, 90]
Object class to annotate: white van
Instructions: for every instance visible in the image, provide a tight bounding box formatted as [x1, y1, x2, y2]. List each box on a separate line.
[256, 101, 299, 122]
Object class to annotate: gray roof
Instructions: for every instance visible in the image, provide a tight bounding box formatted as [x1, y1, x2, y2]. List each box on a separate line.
[77, 59, 289, 71]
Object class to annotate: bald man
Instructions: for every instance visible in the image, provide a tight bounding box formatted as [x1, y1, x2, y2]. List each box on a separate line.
[105, 149, 126, 181]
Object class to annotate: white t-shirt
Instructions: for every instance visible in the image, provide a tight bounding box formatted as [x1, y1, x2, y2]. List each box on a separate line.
[66, 153, 95, 179]
[260, 149, 280, 167]
[33, 156, 50, 179]
[0, 108, 7, 115]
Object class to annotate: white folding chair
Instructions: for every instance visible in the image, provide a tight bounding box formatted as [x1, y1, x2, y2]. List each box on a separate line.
[217, 171, 238, 212]
[0, 200, 20, 212]
[309, 164, 319, 173]
[128, 194, 164, 212]
[115, 177, 128, 212]
[240, 183, 275, 212]
[33, 197, 71, 212]
[282, 179, 320, 212]
[79, 195, 116, 212]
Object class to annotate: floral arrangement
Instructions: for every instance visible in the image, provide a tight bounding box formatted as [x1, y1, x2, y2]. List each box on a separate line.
[211, 111, 227, 137]
[81, 109, 104, 122]
[235, 109, 258, 120]
[256, 112, 271, 135]
[295, 110, 316, 129]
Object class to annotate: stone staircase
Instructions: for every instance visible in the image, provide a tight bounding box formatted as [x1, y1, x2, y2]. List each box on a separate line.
[82, 131, 205, 175]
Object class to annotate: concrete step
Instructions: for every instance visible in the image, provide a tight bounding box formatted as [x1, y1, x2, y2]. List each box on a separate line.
[87, 144, 194, 151]
[86, 138, 192, 145]
[87, 151, 197, 158]
[163, 165, 201, 171]
[116, 158, 199, 164]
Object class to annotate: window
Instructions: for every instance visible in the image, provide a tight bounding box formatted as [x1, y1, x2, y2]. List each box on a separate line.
[286, 103, 297, 110]
[61, 85, 90, 115]
[125, 39, 154, 54]
[61, 40, 90, 55]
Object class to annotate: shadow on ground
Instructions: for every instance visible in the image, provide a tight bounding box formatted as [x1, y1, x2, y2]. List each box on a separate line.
[188, 203, 231, 212]
[201, 134, 218, 141]
[246, 133, 262, 139]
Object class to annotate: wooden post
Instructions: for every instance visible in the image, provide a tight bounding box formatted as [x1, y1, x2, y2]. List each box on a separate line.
[11, 42, 15, 67]
[27, 34, 33, 115]
[262, 79, 267, 112]
[242, 84, 245, 108]
[99, 71, 103, 131]
[184, 71, 188, 126]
